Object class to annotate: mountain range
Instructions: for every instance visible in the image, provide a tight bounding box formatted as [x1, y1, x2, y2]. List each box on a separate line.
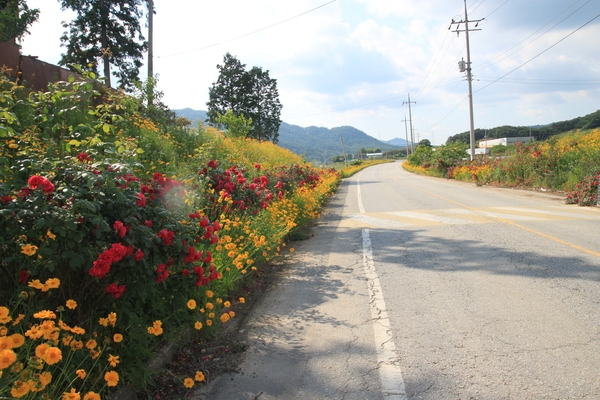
[174, 108, 408, 164]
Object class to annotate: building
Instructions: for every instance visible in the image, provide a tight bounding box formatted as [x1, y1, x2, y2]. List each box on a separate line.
[478, 137, 534, 148]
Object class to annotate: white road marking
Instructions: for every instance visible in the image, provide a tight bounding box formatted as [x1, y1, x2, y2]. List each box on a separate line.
[357, 179, 407, 399]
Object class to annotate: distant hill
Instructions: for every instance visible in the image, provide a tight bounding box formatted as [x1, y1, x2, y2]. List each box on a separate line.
[174, 109, 402, 164]
[175, 108, 208, 126]
[386, 137, 411, 147]
[447, 109, 600, 144]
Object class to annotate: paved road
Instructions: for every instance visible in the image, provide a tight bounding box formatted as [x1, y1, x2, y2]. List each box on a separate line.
[196, 161, 600, 400]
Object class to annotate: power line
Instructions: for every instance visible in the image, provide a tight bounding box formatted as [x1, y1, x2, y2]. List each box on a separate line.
[475, 12, 600, 93]
[483, 0, 509, 19]
[159, 0, 337, 58]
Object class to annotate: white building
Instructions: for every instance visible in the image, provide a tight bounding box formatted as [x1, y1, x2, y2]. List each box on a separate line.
[478, 137, 533, 148]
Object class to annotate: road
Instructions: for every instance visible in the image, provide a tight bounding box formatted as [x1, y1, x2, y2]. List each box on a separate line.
[197, 161, 600, 400]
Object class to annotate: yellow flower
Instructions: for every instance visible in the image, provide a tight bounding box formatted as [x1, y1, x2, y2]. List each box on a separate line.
[12, 313, 24, 326]
[44, 346, 62, 365]
[205, 290, 214, 298]
[33, 310, 56, 319]
[104, 370, 119, 387]
[46, 230, 56, 240]
[98, 317, 109, 327]
[206, 320, 213, 327]
[10, 380, 29, 398]
[0, 306, 12, 324]
[66, 299, 77, 309]
[187, 299, 197, 310]
[205, 302, 214, 310]
[194, 321, 203, 330]
[290, 248, 295, 253]
[108, 354, 120, 367]
[45, 278, 60, 289]
[183, 377, 195, 388]
[220, 313, 230, 323]
[83, 392, 101, 400]
[229, 311, 235, 318]
[38, 371, 52, 387]
[195, 371, 205, 381]
[9, 334, 25, 348]
[35, 343, 50, 359]
[76, 369, 87, 379]
[239, 297, 246, 304]
[113, 333, 123, 343]
[208, 312, 215, 319]
[28, 279, 45, 291]
[62, 387, 81, 400]
[85, 339, 97, 350]
[0, 349, 17, 369]
[20, 244, 38, 256]
[147, 320, 163, 336]
[107, 312, 117, 327]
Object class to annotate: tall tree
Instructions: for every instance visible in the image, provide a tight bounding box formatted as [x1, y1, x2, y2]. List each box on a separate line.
[59, 0, 147, 90]
[207, 53, 282, 143]
[0, 0, 39, 43]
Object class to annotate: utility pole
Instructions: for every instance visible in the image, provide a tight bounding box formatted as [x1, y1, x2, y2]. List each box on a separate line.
[339, 132, 348, 166]
[403, 94, 416, 153]
[450, 0, 483, 160]
[147, 0, 154, 107]
[401, 116, 410, 158]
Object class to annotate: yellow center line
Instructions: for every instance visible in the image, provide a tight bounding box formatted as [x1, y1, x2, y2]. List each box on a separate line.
[384, 170, 600, 258]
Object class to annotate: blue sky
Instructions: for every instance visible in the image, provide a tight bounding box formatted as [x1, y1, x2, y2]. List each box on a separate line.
[19, 0, 600, 145]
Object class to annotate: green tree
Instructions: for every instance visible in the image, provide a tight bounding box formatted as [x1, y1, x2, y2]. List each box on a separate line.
[215, 109, 252, 138]
[59, 0, 147, 90]
[418, 139, 432, 147]
[0, 0, 39, 43]
[207, 53, 282, 143]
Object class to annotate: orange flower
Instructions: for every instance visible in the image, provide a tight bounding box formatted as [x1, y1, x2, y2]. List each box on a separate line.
[187, 299, 197, 310]
[108, 354, 120, 367]
[8, 334, 25, 348]
[33, 310, 56, 319]
[0, 306, 12, 323]
[44, 347, 62, 365]
[35, 343, 50, 359]
[0, 348, 17, 369]
[113, 333, 123, 343]
[104, 370, 119, 387]
[195, 371, 205, 381]
[194, 321, 203, 330]
[83, 392, 101, 400]
[66, 299, 77, 309]
[76, 369, 87, 379]
[183, 377, 194, 388]
[10, 380, 30, 398]
[62, 387, 81, 400]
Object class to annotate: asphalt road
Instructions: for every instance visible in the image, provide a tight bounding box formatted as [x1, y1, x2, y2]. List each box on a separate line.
[197, 161, 600, 400]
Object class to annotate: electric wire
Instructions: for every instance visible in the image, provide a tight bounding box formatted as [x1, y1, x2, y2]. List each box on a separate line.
[158, 0, 337, 58]
[475, 12, 600, 93]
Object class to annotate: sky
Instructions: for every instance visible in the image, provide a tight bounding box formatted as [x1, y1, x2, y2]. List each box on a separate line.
[18, 0, 600, 145]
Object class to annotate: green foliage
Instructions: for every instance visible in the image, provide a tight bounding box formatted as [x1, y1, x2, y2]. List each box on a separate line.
[489, 144, 507, 156]
[206, 53, 282, 143]
[215, 110, 252, 139]
[0, 0, 39, 43]
[59, 0, 147, 89]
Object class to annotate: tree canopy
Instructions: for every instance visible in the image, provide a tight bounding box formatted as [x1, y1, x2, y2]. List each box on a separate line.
[207, 53, 282, 143]
[0, 0, 39, 43]
[59, 0, 147, 90]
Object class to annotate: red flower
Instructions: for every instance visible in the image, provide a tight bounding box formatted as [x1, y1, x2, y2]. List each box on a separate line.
[207, 160, 219, 169]
[105, 283, 126, 299]
[113, 221, 128, 238]
[18, 270, 30, 284]
[89, 243, 129, 278]
[27, 175, 55, 194]
[136, 193, 147, 207]
[134, 248, 145, 261]
[156, 264, 169, 283]
[157, 229, 175, 245]
[254, 163, 261, 170]
[76, 152, 92, 163]
[144, 220, 153, 228]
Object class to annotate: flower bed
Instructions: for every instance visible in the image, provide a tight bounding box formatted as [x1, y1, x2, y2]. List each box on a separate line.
[0, 73, 340, 398]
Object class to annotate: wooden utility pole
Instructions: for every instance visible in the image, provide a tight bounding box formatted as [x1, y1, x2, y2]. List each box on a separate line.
[401, 116, 410, 158]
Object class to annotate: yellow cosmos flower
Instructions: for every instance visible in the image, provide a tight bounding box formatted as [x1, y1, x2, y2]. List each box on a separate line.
[104, 370, 119, 387]
[239, 297, 246, 304]
[187, 299, 197, 310]
[12, 313, 25, 326]
[10, 380, 29, 398]
[205, 290, 214, 298]
[76, 369, 87, 379]
[0, 306, 12, 324]
[66, 299, 77, 309]
[83, 392, 101, 400]
[113, 333, 123, 343]
[35, 343, 50, 359]
[21, 244, 38, 256]
[229, 311, 235, 318]
[107, 312, 117, 327]
[205, 302, 214, 310]
[183, 377, 194, 388]
[85, 339, 97, 350]
[220, 313, 230, 323]
[194, 321, 203, 330]
[108, 354, 120, 367]
[206, 320, 213, 327]
[62, 387, 80, 400]
[98, 317, 109, 327]
[46, 230, 56, 240]
[33, 310, 56, 319]
[44, 347, 62, 365]
[9, 334, 25, 348]
[45, 278, 60, 289]
[195, 371, 205, 381]
[223, 301, 231, 308]
[0, 349, 17, 369]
